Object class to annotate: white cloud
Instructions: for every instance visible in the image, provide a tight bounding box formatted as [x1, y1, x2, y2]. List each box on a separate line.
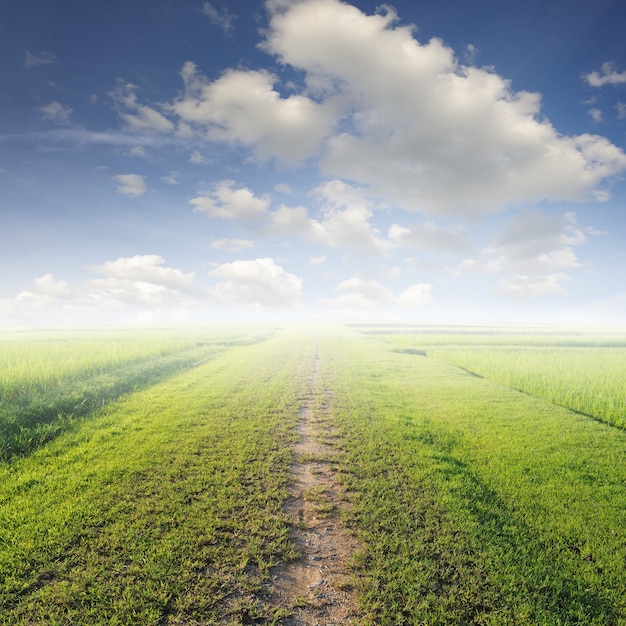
[25, 50, 56, 69]
[270, 180, 390, 254]
[388, 220, 471, 251]
[209, 238, 255, 252]
[588, 108, 602, 123]
[274, 183, 293, 194]
[111, 81, 174, 134]
[129, 145, 146, 157]
[493, 273, 570, 298]
[616, 103, 626, 120]
[584, 62, 626, 87]
[202, 2, 237, 34]
[458, 210, 589, 298]
[0, 257, 201, 324]
[261, 0, 626, 213]
[209, 258, 302, 309]
[189, 150, 207, 164]
[190, 180, 270, 220]
[319, 274, 433, 311]
[113, 174, 147, 196]
[39, 101, 72, 125]
[161, 171, 180, 185]
[167, 62, 340, 163]
[100, 1, 625, 214]
[309, 255, 327, 265]
[89, 255, 195, 290]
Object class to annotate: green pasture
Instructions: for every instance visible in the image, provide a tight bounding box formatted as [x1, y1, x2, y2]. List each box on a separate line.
[1, 324, 625, 624]
[0, 328, 312, 624]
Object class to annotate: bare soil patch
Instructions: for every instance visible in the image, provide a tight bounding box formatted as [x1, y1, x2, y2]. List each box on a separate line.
[263, 356, 363, 625]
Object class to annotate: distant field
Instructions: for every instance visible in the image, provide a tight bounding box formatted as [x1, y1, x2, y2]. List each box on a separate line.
[1, 324, 626, 624]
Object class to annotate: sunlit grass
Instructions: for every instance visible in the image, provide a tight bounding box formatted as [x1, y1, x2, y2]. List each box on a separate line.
[0, 330, 314, 624]
[376, 325, 626, 427]
[316, 330, 626, 624]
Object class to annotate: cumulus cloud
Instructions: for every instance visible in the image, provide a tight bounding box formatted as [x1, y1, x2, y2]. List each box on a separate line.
[0, 257, 201, 324]
[458, 210, 589, 298]
[167, 62, 340, 163]
[104, 1, 625, 214]
[209, 258, 302, 309]
[113, 174, 147, 196]
[39, 101, 72, 125]
[320, 274, 433, 311]
[190, 180, 271, 220]
[89, 255, 195, 290]
[584, 62, 626, 87]
[260, 0, 626, 213]
[269, 180, 390, 254]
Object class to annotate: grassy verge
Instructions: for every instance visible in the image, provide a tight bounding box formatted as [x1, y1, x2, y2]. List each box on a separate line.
[317, 331, 626, 624]
[0, 331, 315, 624]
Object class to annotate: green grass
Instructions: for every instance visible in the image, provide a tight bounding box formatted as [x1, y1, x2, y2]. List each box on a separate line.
[0, 330, 315, 624]
[0, 326, 274, 459]
[376, 326, 626, 428]
[2, 324, 626, 624]
[315, 330, 626, 624]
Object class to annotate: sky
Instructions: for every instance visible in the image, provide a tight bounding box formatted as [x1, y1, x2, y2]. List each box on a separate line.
[1, 0, 625, 325]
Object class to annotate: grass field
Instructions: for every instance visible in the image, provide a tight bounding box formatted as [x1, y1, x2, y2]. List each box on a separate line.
[1, 324, 626, 624]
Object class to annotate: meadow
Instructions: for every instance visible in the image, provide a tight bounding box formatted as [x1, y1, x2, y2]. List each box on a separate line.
[1, 324, 626, 624]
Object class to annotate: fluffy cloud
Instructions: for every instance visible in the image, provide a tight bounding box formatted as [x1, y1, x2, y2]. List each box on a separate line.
[584, 62, 626, 87]
[261, 0, 626, 213]
[113, 174, 147, 196]
[209, 258, 302, 309]
[107, 1, 626, 214]
[190, 180, 270, 220]
[167, 62, 340, 163]
[40, 101, 72, 125]
[88, 255, 195, 290]
[269, 180, 389, 254]
[458, 210, 588, 298]
[0, 257, 200, 324]
[191, 178, 389, 254]
[320, 275, 433, 311]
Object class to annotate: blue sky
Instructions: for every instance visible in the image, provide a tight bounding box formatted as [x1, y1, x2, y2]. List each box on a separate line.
[1, 0, 625, 325]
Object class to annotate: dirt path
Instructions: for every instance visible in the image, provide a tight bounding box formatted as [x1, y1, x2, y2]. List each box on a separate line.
[265, 353, 363, 625]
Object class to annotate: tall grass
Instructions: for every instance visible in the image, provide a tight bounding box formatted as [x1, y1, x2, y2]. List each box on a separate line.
[427, 347, 626, 427]
[0, 326, 276, 460]
[375, 326, 626, 428]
